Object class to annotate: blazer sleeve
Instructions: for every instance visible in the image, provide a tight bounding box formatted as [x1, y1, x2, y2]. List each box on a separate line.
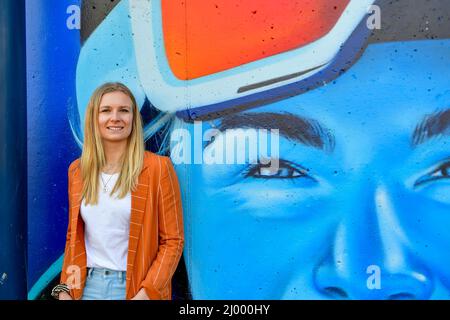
[140, 156, 185, 299]
[59, 162, 75, 295]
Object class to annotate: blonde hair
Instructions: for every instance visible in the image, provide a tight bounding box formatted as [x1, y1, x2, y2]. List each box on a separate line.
[80, 82, 144, 205]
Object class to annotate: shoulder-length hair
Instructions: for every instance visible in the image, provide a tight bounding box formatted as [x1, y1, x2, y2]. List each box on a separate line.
[80, 82, 144, 205]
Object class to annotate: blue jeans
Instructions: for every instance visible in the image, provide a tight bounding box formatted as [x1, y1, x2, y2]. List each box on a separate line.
[81, 268, 127, 300]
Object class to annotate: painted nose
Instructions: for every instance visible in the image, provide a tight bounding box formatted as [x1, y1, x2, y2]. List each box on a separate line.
[314, 185, 433, 299]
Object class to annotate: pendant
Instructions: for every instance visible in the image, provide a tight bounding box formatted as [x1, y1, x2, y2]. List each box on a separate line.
[103, 187, 108, 192]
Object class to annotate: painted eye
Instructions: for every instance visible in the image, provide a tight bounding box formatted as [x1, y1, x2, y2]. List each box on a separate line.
[414, 161, 450, 187]
[245, 159, 312, 179]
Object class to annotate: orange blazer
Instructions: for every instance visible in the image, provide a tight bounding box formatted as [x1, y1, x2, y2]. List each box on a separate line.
[60, 151, 184, 300]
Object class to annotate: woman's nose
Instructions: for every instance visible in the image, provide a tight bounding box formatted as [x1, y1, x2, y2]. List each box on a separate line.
[313, 185, 433, 299]
[110, 110, 121, 121]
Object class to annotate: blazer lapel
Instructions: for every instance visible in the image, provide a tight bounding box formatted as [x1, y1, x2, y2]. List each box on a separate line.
[125, 168, 149, 296]
[70, 168, 83, 252]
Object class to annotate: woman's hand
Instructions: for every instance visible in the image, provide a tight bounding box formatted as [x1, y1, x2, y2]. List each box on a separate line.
[58, 292, 73, 300]
[131, 288, 150, 300]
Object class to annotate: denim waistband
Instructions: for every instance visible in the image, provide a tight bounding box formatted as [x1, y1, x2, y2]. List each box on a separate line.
[87, 267, 126, 280]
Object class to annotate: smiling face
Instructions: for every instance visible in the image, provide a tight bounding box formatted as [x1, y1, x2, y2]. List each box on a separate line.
[174, 39, 450, 299]
[98, 91, 134, 144]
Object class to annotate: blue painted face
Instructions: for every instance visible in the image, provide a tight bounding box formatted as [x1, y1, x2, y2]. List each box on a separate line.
[174, 39, 450, 299]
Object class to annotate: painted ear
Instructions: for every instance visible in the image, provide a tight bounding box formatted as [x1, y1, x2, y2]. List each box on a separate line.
[80, 0, 122, 44]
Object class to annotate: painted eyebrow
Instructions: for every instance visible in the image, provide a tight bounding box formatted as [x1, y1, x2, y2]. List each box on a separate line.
[412, 109, 450, 146]
[206, 112, 335, 152]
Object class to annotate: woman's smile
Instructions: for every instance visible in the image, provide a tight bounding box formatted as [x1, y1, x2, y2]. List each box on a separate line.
[107, 126, 124, 132]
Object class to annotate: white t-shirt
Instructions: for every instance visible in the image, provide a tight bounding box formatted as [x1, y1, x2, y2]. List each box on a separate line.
[80, 172, 131, 271]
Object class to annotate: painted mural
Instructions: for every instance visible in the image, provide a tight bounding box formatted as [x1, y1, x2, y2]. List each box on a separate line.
[23, 0, 450, 299]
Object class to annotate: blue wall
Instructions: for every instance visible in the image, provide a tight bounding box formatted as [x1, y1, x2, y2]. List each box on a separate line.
[0, 0, 27, 300]
[26, 0, 81, 299]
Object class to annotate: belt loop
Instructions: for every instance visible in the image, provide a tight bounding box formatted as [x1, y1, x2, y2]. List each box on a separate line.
[88, 268, 93, 278]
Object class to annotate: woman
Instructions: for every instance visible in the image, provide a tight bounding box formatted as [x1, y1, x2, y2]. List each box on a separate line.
[52, 82, 184, 300]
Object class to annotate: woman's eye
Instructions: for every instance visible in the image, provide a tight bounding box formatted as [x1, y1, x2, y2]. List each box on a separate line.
[244, 159, 312, 180]
[120, 109, 130, 112]
[100, 109, 110, 112]
[415, 161, 450, 187]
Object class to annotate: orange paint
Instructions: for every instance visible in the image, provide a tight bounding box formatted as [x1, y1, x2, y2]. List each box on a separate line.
[162, 0, 350, 80]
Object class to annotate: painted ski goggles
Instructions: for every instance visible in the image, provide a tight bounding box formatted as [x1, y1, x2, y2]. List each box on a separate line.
[129, 0, 376, 120]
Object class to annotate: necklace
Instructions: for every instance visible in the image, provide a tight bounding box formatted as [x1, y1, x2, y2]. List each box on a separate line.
[100, 173, 115, 193]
